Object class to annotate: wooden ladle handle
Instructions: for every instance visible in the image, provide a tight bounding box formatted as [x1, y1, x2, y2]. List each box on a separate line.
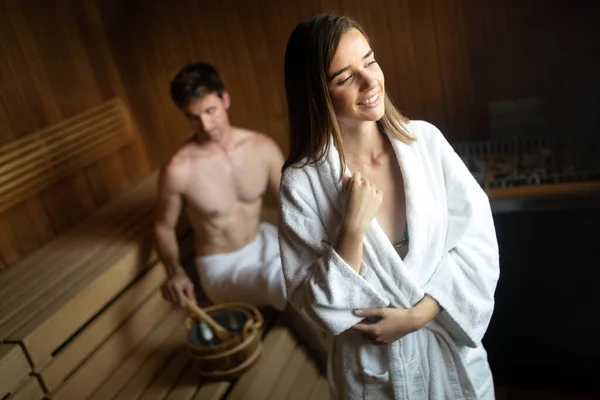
[184, 298, 232, 342]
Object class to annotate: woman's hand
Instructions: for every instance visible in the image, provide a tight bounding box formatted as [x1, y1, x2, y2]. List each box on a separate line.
[351, 296, 441, 344]
[334, 172, 382, 273]
[351, 307, 420, 344]
[341, 172, 383, 235]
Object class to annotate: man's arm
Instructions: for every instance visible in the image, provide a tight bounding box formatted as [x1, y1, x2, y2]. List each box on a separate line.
[262, 135, 285, 204]
[154, 165, 184, 277]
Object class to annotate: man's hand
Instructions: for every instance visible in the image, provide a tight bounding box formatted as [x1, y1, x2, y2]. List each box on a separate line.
[161, 269, 197, 307]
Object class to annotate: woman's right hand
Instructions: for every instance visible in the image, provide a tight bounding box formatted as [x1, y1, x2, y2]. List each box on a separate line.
[342, 172, 383, 235]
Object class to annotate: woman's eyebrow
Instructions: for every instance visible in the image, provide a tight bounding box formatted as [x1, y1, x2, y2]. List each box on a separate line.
[328, 49, 374, 81]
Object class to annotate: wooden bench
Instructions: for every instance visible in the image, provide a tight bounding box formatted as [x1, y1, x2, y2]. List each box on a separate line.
[0, 98, 328, 399]
[0, 172, 196, 398]
[0, 99, 189, 399]
[50, 306, 330, 400]
[47, 205, 329, 400]
[0, 343, 44, 400]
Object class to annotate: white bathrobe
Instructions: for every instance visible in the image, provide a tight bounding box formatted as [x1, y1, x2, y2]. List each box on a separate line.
[278, 120, 500, 399]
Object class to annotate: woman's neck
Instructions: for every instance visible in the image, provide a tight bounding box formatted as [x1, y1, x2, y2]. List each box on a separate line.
[340, 120, 388, 165]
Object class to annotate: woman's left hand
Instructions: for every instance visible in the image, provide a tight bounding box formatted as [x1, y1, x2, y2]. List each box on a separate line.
[351, 296, 441, 345]
[351, 307, 420, 345]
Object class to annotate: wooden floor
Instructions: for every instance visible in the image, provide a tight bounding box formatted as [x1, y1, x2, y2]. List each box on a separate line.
[57, 302, 596, 400]
[89, 308, 331, 400]
[171, 326, 329, 400]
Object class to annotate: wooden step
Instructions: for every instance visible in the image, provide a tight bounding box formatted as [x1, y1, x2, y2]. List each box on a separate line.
[0, 170, 157, 285]
[50, 290, 175, 399]
[36, 234, 193, 394]
[119, 308, 331, 400]
[0, 204, 155, 342]
[138, 345, 191, 400]
[89, 308, 187, 400]
[0, 172, 159, 338]
[37, 260, 169, 392]
[4, 214, 160, 368]
[3, 375, 45, 400]
[267, 343, 311, 400]
[226, 324, 296, 400]
[163, 363, 200, 400]
[0, 344, 31, 399]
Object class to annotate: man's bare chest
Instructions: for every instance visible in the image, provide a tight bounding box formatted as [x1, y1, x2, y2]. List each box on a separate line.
[183, 157, 268, 214]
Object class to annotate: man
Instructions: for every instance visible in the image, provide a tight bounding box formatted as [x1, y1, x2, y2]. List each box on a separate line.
[154, 62, 287, 311]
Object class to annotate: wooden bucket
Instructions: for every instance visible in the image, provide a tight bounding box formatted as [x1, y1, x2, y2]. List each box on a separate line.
[185, 302, 263, 380]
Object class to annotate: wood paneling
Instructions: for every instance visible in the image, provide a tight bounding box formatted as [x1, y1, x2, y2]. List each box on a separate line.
[0, 99, 134, 213]
[1, 0, 597, 267]
[0, 0, 150, 268]
[98, 0, 599, 167]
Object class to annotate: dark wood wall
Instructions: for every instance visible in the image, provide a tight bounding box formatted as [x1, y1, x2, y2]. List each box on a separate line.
[0, 1, 149, 267]
[1, 0, 598, 267]
[97, 0, 600, 167]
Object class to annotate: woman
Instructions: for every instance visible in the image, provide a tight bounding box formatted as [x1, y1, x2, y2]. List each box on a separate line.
[279, 13, 500, 400]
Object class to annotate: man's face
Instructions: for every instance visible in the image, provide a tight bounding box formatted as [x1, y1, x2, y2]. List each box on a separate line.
[184, 91, 231, 141]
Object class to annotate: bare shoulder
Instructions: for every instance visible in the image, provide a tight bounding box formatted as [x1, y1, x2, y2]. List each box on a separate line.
[234, 127, 283, 158]
[158, 144, 195, 194]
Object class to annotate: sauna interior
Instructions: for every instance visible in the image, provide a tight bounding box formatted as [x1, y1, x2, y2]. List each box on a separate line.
[1, 1, 599, 399]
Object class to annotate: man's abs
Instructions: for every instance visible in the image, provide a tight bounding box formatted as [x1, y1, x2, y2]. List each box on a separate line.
[187, 200, 263, 256]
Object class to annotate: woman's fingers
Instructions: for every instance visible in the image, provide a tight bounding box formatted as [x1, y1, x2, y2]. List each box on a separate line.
[354, 308, 385, 318]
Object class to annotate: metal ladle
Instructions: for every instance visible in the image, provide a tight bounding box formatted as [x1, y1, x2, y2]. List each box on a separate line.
[185, 298, 233, 343]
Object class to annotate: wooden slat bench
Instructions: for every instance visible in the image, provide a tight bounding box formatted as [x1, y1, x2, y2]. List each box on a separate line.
[39, 205, 330, 400]
[0, 343, 34, 399]
[2, 208, 327, 400]
[2, 197, 327, 400]
[0, 98, 191, 400]
[61, 304, 330, 400]
[0, 175, 156, 351]
[53, 208, 329, 400]
[0, 173, 194, 399]
[0, 96, 328, 399]
[1, 375, 45, 400]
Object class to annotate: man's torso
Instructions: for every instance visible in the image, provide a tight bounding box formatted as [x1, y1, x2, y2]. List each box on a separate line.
[175, 128, 271, 256]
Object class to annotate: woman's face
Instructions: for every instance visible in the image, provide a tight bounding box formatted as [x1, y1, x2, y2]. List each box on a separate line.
[327, 29, 385, 127]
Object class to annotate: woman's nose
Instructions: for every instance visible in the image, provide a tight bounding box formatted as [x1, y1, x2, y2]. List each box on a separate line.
[358, 72, 378, 91]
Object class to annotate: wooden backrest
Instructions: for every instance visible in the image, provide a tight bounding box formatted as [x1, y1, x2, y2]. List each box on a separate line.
[0, 98, 134, 214]
[0, 97, 150, 268]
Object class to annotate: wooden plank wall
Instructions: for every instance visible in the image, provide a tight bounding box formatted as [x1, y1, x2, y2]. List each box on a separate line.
[97, 0, 600, 167]
[0, 1, 150, 268]
[1, 0, 598, 267]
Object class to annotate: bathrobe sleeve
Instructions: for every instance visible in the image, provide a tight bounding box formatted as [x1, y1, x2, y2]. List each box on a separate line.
[423, 130, 500, 348]
[278, 169, 390, 336]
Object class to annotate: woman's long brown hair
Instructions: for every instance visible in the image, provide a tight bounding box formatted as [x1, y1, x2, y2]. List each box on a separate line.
[283, 13, 414, 177]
